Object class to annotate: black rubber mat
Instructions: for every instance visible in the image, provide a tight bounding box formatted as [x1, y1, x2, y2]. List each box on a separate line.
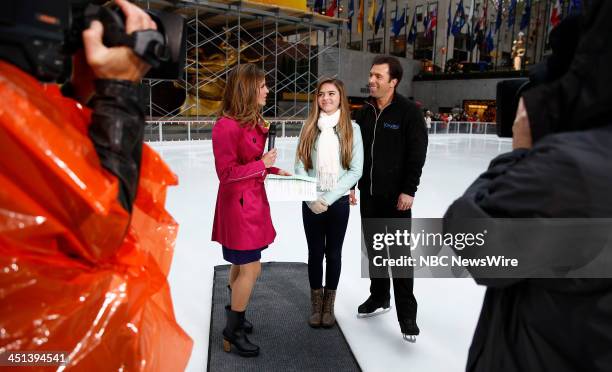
[207, 262, 361, 372]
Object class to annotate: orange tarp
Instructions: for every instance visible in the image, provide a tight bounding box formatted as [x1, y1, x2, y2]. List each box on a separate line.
[0, 61, 193, 371]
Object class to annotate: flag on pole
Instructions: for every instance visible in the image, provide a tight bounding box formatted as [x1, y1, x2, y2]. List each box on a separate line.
[451, 0, 466, 36]
[357, 0, 364, 34]
[392, 6, 406, 37]
[407, 10, 418, 44]
[476, 0, 488, 52]
[374, 0, 385, 35]
[367, 0, 377, 30]
[466, 23, 474, 50]
[423, 11, 430, 37]
[520, 0, 531, 30]
[426, 8, 437, 38]
[551, 0, 562, 28]
[325, 0, 337, 16]
[485, 27, 495, 54]
[314, 0, 323, 14]
[348, 0, 355, 30]
[481, 0, 488, 30]
[472, 16, 484, 50]
[507, 0, 517, 29]
[495, 0, 503, 32]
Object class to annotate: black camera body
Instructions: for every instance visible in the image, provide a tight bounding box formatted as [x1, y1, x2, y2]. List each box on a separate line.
[0, 0, 186, 83]
[75, 3, 186, 80]
[495, 14, 583, 139]
[495, 78, 530, 138]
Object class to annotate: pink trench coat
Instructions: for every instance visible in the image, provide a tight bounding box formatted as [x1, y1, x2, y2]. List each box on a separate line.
[211, 116, 280, 250]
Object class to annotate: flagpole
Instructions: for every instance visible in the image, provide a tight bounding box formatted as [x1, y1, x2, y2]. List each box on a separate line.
[383, 0, 387, 54]
[531, 0, 541, 65]
[523, 1, 532, 70]
[360, 0, 363, 51]
[350, 0, 353, 46]
[433, 2, 439, 69]
[469, 0, 475, 63]
[403, 6, 407, 57]
[444, 0, 451, 73]
[510, 1, 518, 71]
[370, 0, 373, 53]
[494, 0, 501, 71]
[539, 0, 550, 62]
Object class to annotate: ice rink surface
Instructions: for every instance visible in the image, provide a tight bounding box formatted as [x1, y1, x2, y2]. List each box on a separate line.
[149, 134, 512, 372]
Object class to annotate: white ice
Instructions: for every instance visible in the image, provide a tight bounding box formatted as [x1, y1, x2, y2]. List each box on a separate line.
[149, 134, 513, 372]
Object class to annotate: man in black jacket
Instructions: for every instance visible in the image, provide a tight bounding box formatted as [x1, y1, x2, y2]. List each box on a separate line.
[445, 2, 612, 371]
[352, 55, 428, 341]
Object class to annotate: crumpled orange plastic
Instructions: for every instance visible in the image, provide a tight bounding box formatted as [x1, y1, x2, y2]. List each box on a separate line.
[0, 61, 193, 371]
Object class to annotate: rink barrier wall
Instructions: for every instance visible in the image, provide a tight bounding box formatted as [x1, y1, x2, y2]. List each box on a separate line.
[144, 120, 497, 142]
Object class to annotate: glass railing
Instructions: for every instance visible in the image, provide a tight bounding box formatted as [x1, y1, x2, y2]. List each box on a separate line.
[144, 120, 497, 142]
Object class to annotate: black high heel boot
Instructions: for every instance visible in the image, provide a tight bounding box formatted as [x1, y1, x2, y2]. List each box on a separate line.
[227, 285, 253, 333]
[222, 307, 260, 357]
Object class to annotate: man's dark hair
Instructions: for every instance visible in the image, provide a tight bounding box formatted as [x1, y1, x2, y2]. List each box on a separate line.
[371, 55, 403, 85]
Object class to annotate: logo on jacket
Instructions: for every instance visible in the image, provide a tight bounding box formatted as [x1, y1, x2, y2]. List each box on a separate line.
[383, 122, 400, 130]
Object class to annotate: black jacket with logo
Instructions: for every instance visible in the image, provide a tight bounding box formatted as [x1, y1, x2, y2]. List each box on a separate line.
[352, 93, 428, 198]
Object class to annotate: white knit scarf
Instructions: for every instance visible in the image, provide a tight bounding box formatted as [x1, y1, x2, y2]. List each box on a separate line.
[316, 109, 341, 191]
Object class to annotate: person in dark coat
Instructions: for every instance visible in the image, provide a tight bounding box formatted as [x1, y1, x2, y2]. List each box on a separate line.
[444, 2, 612, 371]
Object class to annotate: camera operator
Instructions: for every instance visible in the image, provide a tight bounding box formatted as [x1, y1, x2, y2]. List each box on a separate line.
[0, 0, 156, 259]
[444, 1, 612, 371]
[0, 1, 193, 369]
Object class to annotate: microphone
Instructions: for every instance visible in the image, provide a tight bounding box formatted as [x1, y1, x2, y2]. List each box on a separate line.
[267, 123, 277, 151]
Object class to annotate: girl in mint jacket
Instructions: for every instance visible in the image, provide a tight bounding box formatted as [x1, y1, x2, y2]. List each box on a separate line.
[295, 78, 363, 328]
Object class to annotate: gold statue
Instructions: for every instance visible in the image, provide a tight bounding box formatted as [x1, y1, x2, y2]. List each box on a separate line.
[179, 27, 266, 117]
[512, 31, 526, 71]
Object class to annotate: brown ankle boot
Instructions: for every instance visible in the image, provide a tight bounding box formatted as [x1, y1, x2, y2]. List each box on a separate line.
[321, 288, 336, 328]
[309, 288, 324, 328]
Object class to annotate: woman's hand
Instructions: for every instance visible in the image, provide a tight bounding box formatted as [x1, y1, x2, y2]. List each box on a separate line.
[262, 149, 277, 168]
[308, 199, 328, 214]
[349, 190, 358, 206]
[277, 169, 292, 176]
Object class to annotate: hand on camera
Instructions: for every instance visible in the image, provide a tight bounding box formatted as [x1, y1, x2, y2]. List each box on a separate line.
[512, 98, 533, 150]
[308, 199, 328, 214]
[82, 0, 155, 82]
[262, 149, 277, 168]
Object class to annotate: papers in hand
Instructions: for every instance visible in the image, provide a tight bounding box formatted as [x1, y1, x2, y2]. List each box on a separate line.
[265, 174, 317, 201]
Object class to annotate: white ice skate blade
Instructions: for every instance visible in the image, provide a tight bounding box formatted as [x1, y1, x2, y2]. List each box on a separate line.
[403, 334, 417, 343]
[356, 306, 392, 318]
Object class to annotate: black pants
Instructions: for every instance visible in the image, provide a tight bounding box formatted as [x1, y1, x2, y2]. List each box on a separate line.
[360, 194, 418, 322]
[302, 195, 350, 290]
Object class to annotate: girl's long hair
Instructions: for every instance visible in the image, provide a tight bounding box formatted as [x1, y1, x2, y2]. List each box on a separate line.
[220, 64, 265, 128]
[297, 78, 353, 170]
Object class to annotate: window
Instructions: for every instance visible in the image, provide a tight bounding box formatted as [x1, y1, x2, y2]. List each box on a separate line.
[390, 34, 406, 57]
[368, 38, 383, 53]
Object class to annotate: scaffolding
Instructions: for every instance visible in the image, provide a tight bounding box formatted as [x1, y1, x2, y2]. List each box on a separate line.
[138, 0, 343, 131]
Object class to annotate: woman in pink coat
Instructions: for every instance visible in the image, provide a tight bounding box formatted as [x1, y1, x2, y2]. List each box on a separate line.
[212, 64, 289, 357]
